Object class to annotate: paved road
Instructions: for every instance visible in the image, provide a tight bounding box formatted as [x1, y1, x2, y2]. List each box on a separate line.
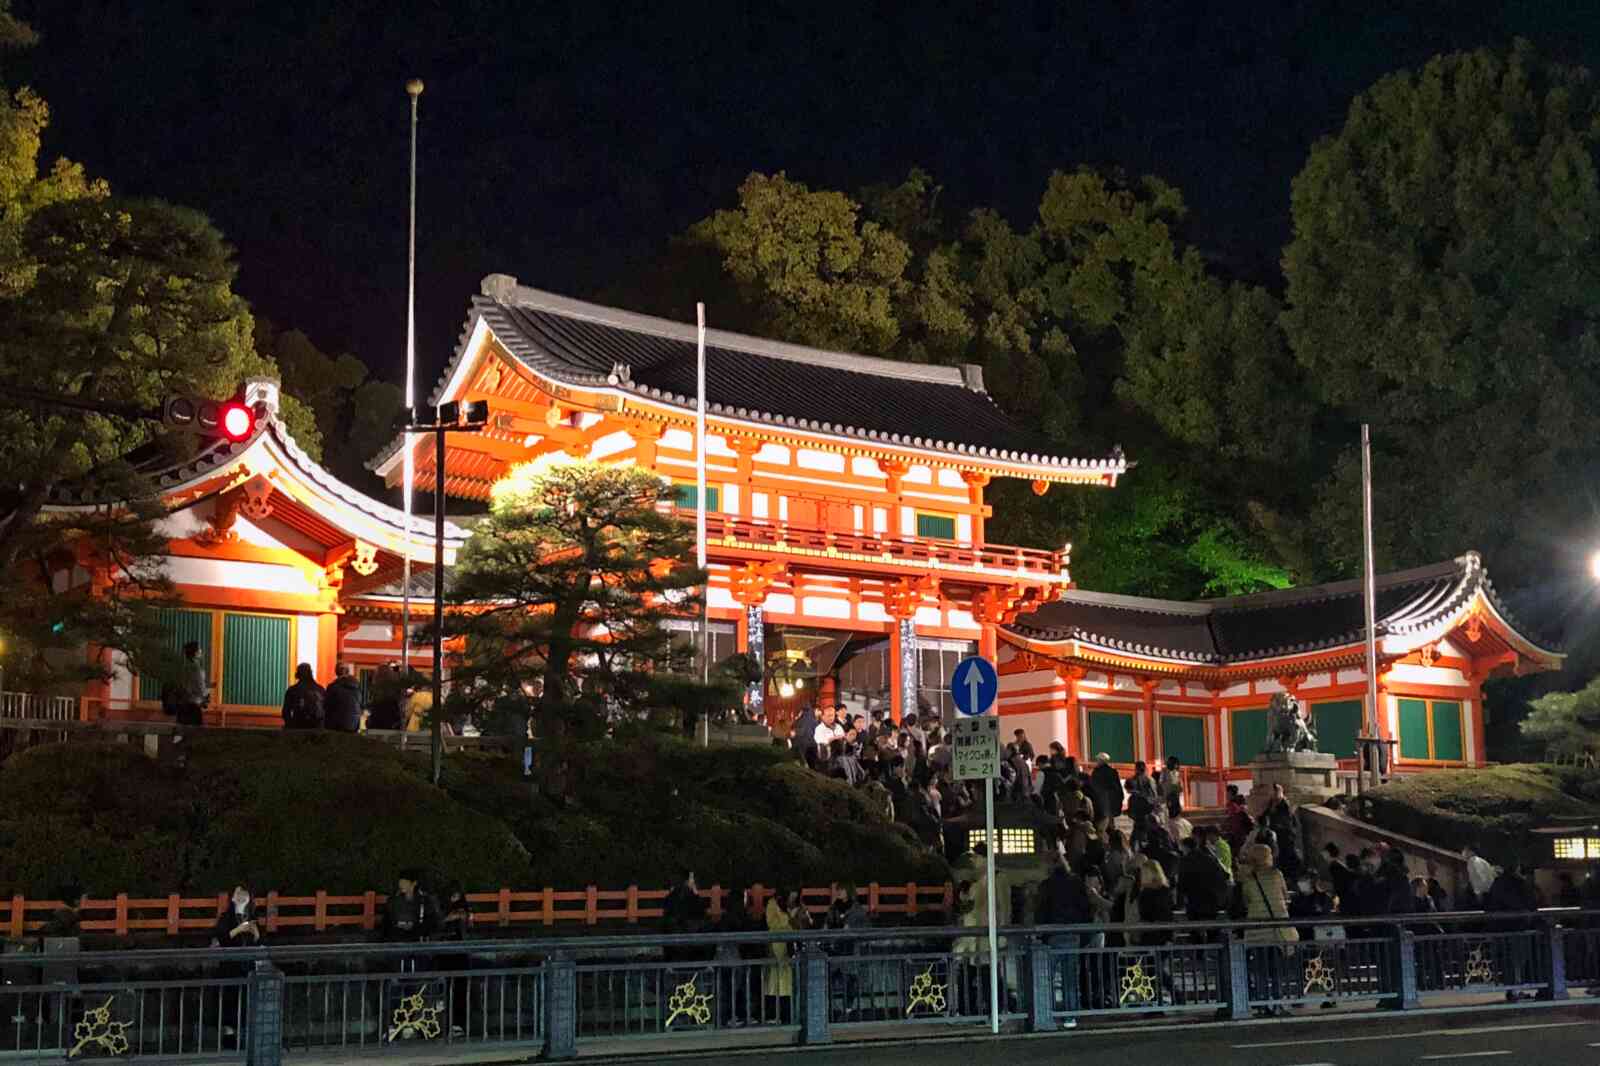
[622, 1005, 1600, 1066]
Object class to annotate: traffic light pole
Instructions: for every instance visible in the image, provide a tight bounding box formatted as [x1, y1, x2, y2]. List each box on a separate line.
[396, 410, 484, 786]
[433, 427, 446, 787]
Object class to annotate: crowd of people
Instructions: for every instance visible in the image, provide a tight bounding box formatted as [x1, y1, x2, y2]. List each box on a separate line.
[278, 660, 439, 734]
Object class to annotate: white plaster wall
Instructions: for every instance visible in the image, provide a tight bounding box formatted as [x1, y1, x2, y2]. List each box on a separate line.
[796, 448, 845, 473]
[858, 601, 889, 624]
[1337, 669, 1365, 685]
[1001, 708, 1069, 754]
[721, 485, 740, 514]
[1157, 681, 1182, 695]
[937, 468, 966, 489]
[110, 651, 133, 702]
[707, 586, 739, 611]
[1387, 663, 1469, 686]
[705, 433, 735, 458]
[349, 622, 392, 642]
[852, 456, 884, 479]
[1256, 679, 1285, 694]
[756, 443, 789, 464]
[904, 465, 933, 485]
[900, 507, 915, 534]
[853, 504, 864, 531]
[751, 493, 769, 519]
[1220, 681, 1250, 697]
[1000, 669, 1061, 692]
[296, 614, 319, 669]
[661, 428, 693, 451]
[801, 597, 852, 620]
[1305, 672, 1332, 688]
[957, 514, 972, 542]
[155, 504, 210, 539]
[164, 556, 318, 595]
[778, 496, 789, 522]
[945, 609, 978, 631]
[764, 593, 796, 615]
[589, 429, 634, 460]
[873, 507, 888, 533]
[915, 606, 942, 628]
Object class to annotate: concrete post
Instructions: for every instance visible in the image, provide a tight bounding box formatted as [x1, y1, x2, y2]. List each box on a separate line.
[1222, 931, 1251, 1020]
[1393, 929, 1419, 1010]
[796, 943, 831, 1045]
[1026, 936, 1057, 1032]
[244, 960, 284, 1066]
[542, 951, 577, 1060]
[1544, 920, 1569, 1001]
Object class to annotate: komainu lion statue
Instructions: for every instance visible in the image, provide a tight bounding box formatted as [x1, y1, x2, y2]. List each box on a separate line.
[1262, 692, 1318, 754]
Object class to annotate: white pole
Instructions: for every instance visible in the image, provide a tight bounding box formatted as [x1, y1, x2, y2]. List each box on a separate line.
[696, 303, 710, 748]
[1361, 423, 1380, 789]
[985, 770, 998, 1034]
[401, 79, 423, 671]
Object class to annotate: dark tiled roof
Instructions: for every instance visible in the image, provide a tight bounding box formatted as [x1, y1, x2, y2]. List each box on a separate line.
[1006, 552, 1559, 662]
[371, 279, 1128, 475]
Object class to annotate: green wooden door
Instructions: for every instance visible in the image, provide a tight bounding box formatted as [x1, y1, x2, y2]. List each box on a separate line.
[1432, 701, 1464, 761]
[222, 614, 291, 707]
[1398, 698, 1430, 760]
[1231, 708, 1267, 766]
[1087, 711, 1135, 764]
[1313, 700, 1363, 758]
[138, 608, 213, 701]
[1160, 714, 1207, 767]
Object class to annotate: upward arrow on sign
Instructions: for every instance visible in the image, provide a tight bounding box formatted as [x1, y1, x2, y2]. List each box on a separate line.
[964, 664, 983, 717]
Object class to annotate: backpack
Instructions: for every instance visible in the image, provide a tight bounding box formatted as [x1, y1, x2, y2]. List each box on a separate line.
[286, 684, 324, 728]
[159, 683, 178, 716]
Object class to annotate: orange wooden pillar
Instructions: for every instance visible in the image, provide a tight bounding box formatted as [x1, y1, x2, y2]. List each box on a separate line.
[888, 621, 905, 724]
[817, 675, 837, 712]
[1059, 665, 1084, 760]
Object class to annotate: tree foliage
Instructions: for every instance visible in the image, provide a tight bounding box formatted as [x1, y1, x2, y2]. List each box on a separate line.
[665, 167, 1297, 598]
[440, 461, 737, 784]
[1283, 38, 1600, 577]
[1522, 678, 1600, 759]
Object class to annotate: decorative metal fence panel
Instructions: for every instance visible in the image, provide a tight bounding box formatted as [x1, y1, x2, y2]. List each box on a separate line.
[1413, 929, 1550, 996]
[1, 976, 247, 1061]
[574, 954, 794, 1038]
[1049, 937, 1226, 1016]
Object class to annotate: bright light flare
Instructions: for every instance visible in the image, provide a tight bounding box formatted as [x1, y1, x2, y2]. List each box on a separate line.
[219, 402, 255, 442]
[1590, 550, 1600, 583]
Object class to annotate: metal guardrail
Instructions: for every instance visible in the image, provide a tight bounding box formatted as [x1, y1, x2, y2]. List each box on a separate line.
[1, 912, 1595, 1064]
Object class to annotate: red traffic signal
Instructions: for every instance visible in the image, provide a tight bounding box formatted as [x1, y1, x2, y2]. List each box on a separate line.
[162, 395, 259, 442]
[218, 401, 255, 442]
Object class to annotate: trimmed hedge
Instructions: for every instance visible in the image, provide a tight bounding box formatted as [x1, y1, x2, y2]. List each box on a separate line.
[0, 734, 530, 897]
[1360, 763, 1600, 866]
[0, 732, 947, 897]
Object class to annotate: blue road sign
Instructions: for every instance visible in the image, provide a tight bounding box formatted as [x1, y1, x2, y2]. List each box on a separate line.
[951, 655, 998, 716]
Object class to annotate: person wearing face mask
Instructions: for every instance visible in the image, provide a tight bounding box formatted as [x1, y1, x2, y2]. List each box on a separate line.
[210, 885, 261, 1042]
[210, 886, 261, 947]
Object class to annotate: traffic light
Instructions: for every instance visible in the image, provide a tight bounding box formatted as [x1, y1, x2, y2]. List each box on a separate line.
[394, 400, 491, 430]
[162, 396, 258, 442]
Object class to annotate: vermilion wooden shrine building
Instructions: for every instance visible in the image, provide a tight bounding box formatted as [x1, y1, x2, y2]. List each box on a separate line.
[34, 275, 1561, 797]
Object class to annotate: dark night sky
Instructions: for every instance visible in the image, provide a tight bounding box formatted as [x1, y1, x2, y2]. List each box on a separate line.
[11, 1, 1599, 388]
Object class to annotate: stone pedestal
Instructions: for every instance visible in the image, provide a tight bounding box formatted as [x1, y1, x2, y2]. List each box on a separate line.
[1250, 751, 1340, 806]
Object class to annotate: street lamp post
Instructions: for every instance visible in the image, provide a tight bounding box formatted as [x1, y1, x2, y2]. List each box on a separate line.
[397, 400, 488, 785]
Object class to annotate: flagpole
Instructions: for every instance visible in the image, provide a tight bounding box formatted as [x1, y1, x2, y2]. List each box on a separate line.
[696, 302, 710, 748]
[1361, 423, 1380, 790]
[401, 79, 422, 673]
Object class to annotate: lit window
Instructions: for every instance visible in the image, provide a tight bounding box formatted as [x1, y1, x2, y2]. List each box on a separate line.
[1554, 836, 1600, 860]
[969, 828, 1036, 855]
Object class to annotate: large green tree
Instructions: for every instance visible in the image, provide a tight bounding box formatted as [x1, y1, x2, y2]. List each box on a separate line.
[1283, 39, 1600, 580]
[652, 168, 1298, 598]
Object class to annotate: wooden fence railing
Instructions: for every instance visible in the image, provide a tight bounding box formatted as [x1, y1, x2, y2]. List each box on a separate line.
[2, 881, 956, 940]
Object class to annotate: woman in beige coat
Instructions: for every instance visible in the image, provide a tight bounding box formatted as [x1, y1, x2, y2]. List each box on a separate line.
[1238, 842, 1297, 1011]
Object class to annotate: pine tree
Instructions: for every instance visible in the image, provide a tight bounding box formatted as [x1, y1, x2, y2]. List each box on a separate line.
[440, 460, 739, 785]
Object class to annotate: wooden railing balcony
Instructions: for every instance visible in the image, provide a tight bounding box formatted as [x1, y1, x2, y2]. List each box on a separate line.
[674, 509, 1071, 582]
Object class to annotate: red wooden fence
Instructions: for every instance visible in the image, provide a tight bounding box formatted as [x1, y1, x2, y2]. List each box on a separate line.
[2, 881, 956, 939]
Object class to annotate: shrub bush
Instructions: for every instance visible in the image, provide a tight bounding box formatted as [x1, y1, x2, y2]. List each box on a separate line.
[1, 733, 947, 897]
[1361, 763, 1600, 866]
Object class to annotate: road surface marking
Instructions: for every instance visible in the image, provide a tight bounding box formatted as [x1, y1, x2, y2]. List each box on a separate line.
[1233, 1021, 1587, 1049]
[1418, 1054, 1511, 1061]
